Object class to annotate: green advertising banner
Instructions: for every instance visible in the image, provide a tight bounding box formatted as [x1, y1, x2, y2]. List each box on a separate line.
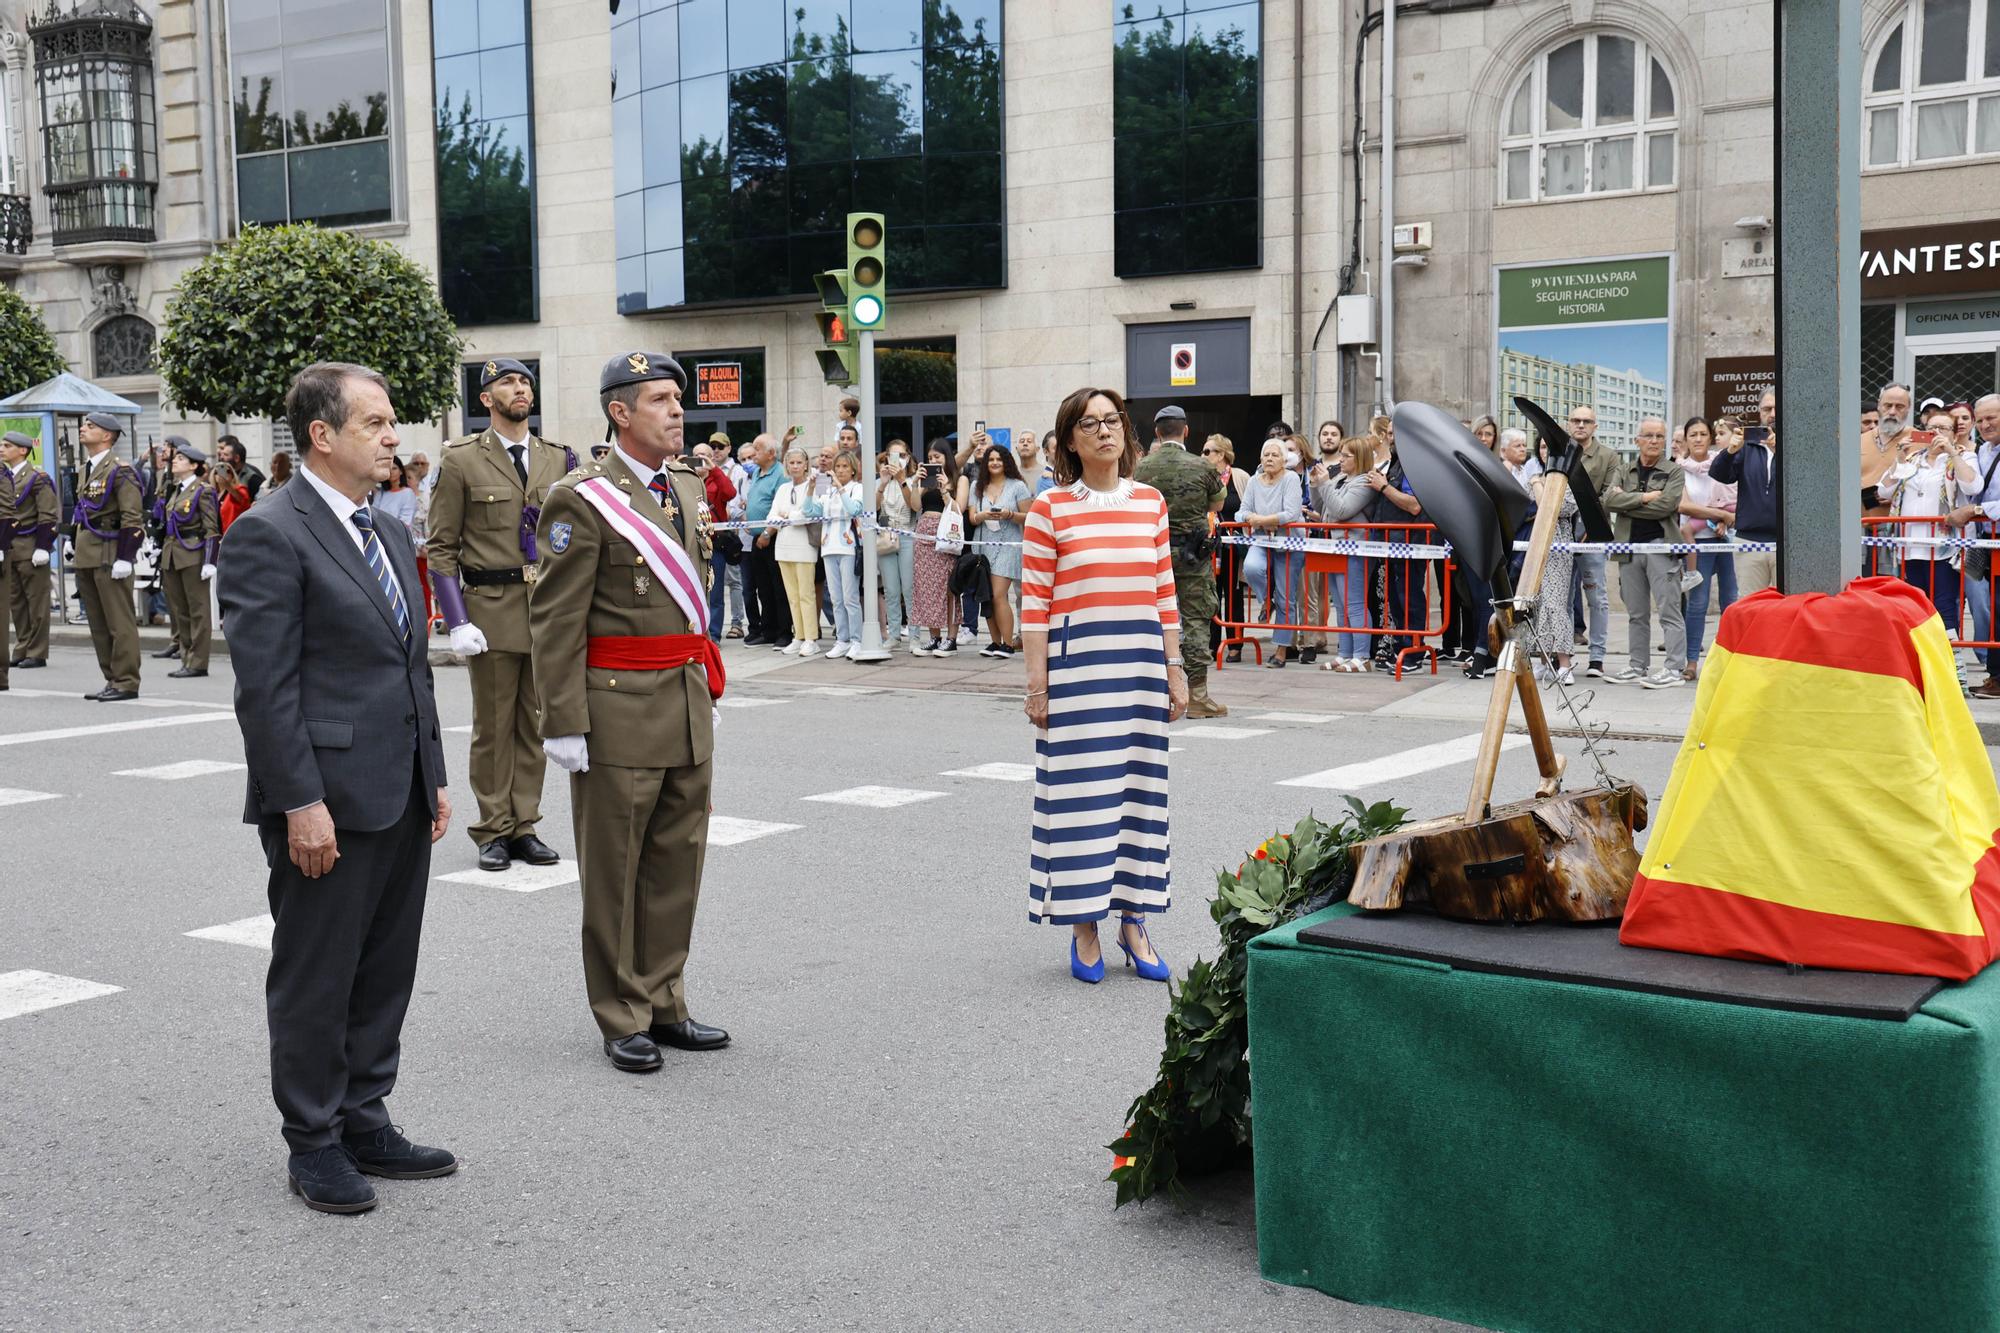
[1498, 257, 1671, 328]
[0, 414, 43, 468]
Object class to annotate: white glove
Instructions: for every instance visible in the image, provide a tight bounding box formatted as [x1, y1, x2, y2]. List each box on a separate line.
[543, 733, 589, 773]
[111, 559, 133, 581]
[31, 549, 49, 567]
[449, 622, 489, 656]
[200, 563, 216, 582]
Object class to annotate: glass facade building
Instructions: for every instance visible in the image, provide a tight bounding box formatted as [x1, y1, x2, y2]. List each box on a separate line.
[612, 0, 1005, 313]
[431, 0, 539, 324]
[1112, 0, 1260, 278]
[230, 0, 395, 227]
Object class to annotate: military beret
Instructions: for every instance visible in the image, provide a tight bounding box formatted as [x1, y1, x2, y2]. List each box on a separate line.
[166, 435, 205, 464]
[83, 411, 123, 435]
[1153, 405, 1187, 423]
[599, 350, 685, 395]
[1, 430, 34, 450]
[479, 357, 534, 389]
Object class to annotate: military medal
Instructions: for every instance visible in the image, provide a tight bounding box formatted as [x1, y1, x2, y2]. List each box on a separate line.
[634, 572, 650, 597]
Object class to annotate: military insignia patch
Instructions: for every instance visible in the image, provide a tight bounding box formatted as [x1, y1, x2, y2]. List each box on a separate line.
[549, 521, 572, 553]
[484, 360, 498, 376]
[627, 352, 650, 375]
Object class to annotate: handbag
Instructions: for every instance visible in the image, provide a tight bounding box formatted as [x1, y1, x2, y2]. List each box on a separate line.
[934, 506, 965, 554]
[875, 526, 901, 556]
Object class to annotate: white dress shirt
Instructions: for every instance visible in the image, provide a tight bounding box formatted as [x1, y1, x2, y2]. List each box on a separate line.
[297, 462, 369, 556]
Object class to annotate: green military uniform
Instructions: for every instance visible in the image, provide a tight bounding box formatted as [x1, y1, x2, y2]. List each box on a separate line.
[530, 351, 720, 1059]
[3, 436, 59, 667]
[156, 439, 220, 674]
[1134, 418, 1226, 715]
[0, 459, 12, 688]
[426, 359, 576, 861]
[71, 420, 146, 697]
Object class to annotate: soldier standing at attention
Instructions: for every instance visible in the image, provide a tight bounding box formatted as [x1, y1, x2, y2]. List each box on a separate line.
[531, 351, 727, 1074]
[4, 430, 57, 670]
[0, 445, 11, 688]
[154, 438, 220, 678]
[1134, 405, 1229, 718]
[71, 411, 145, 701]
[426, 359, 573, 872]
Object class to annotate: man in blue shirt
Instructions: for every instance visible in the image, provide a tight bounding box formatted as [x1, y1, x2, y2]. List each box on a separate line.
[741, 433, 790, 645]
[1708, 412, 1779, 595]
[1949, 395, 2000, 696]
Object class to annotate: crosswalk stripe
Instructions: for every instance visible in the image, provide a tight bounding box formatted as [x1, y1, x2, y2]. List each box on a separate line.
[1172, 726, 1272, 740]
[0, 713, 236, 748]
[802, 785, 947, 808]
[0, 970, 123, 1020]
[0, 688, 230, 710]
[184, 914, 275, 950]
[1278, 732, 1528, 790]
[435, 859, 579, 893]
[941, 762, 1035, 782]
[717, 698, 789, 709]
[115, 759, 246, 780]
[709, 815, 801, 845]
[0, 788, 61, 807]
[1249, 712, 1337, 724]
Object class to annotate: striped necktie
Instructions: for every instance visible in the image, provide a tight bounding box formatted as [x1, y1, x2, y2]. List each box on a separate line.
[349, 506, 412, 645]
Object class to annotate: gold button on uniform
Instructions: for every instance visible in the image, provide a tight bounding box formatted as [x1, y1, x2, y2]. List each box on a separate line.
[608, 678, 617, 687]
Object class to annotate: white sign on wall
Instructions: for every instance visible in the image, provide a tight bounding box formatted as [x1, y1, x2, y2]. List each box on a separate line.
[1169, 342, 1197, 387]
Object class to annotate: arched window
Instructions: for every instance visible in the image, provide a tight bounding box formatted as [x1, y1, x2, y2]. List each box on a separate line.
[1865, 0, 2000, 167]
[92, 313, 153, 377]
[1499, 33, 1678, 204]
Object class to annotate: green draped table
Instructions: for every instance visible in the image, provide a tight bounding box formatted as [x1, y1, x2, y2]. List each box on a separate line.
[1246, 904, 2000, 1330]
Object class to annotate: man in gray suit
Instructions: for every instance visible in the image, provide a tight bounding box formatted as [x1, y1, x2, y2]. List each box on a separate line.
[218, 362, 456, 1215]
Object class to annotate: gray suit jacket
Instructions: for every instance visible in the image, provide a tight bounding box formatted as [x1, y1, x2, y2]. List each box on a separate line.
[218, 473, 447, 831]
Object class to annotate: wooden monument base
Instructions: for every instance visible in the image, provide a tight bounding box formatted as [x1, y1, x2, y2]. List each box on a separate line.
[1347, 783, 1648, 923]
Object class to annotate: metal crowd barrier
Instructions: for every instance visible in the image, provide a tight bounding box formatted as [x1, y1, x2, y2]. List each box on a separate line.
[1862, 515, 2000, 655]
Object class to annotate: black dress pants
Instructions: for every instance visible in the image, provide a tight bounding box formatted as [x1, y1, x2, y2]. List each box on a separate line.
[748, 540, 791, 643]
[260, 773, 433, 1153]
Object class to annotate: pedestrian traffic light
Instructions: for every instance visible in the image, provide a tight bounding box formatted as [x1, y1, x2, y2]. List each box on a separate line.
[814, 269, 856, 385]
[847, 212, 886, 331]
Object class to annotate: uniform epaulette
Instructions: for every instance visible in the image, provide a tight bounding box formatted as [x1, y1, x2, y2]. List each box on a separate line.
[665, 458, 696, 474]
[444, 433, 481, 450]
[551, 463, 604, 492]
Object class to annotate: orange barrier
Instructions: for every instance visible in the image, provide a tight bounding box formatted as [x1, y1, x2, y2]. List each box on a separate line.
[1861, 515, 1999, 652]
[1212, 520, 1453, 680]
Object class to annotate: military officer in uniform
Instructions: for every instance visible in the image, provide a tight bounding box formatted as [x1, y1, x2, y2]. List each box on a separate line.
[1134, 405, 1229, 718]
[4, 429, 57, 670]
[71, 411, 145, 701]
[152, 437, 220, 678]
[427, 358, 574, 872]
[530, 351, 727, 1073]
[0, 442, 11, 689]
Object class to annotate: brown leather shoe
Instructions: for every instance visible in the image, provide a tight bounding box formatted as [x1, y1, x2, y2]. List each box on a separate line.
[1185, 691, 1229, 719]
[1973, 679, 2000, 699]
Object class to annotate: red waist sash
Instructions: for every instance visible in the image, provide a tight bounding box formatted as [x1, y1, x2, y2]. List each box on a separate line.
[586, 632, 726, 701]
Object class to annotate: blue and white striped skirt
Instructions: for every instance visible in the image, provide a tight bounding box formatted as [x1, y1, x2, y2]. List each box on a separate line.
[1029, 613, 1171, 924]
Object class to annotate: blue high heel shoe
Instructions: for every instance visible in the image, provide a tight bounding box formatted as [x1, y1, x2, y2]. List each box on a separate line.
[1070, 931, 1105, 984]
[1118, 914, 1171, 982]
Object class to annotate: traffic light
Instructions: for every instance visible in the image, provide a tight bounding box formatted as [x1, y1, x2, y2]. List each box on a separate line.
[814, 269, 856, 385]
[847, 212, 886, 331]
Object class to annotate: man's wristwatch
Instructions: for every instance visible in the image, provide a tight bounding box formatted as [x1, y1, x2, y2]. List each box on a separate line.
[1165, 657, 1185, 667]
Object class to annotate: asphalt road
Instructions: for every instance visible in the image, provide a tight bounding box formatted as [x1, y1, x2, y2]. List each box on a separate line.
[0, 645, 1689, 1331]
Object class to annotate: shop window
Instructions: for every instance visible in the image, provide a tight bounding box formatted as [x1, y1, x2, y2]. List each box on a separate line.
[30, 0, 158, 245]
[1865, 0, 2000, 167]
[431, 0, 537, 325]
[230, 0, 394, 228]
[1499, 32, 1677, 205]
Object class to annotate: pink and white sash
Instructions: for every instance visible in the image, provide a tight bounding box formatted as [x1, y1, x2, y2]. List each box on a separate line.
[574, 476, 708, 637]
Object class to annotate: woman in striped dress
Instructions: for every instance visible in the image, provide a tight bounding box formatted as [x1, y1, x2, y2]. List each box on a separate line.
[1022, 387, 1188, 984]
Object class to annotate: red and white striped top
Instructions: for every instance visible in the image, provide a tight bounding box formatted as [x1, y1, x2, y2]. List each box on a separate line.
[1020, 480, 1179, 632]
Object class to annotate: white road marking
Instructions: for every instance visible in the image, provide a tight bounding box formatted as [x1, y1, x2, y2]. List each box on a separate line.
[1168, 746, 1185, 753]
[444, 724, 473, 734]
[0, 712, 236, 749]
[717, 697, 789, 709]
[708, 815, 802, 846]
[799, 685, 883, 698]
[1249, 712, 1336, 724]
[0, 688, 229, 710]
[435, 859, 579, 893]
[802, 785, 947, 809]
[185, 914, 275, 950]
[1172, 726, 1273, 740]
[114, 759, 246, 780]
[942, 762, 1035, 782]
[0, 970, 123, 1021]
[0, 788, 61, 807]
[1279, 732, 1528, 790]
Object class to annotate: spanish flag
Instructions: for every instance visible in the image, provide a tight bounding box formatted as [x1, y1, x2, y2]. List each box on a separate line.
[1621, 577, 2000, 980]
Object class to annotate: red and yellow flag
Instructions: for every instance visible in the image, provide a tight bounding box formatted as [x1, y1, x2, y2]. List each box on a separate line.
[1621, 577, 2000, 980]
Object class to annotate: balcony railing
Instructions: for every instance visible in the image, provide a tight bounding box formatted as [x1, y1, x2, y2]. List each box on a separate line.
[0, 193, 31, 254]
[47, 178, 153, 246]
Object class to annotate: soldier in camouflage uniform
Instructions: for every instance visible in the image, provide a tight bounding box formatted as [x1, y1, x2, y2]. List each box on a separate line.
[1134, 405, 1228, 718]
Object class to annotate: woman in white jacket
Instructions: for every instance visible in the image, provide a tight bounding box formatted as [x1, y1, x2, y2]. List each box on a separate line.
[1881, 407, 1980, 625]
[807, 450, 865, 657]
[1311, 436, 1377, 671]
[765, 445, 824, 656]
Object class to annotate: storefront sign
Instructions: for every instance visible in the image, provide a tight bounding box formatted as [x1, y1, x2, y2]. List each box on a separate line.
[1702, 356, 1776, 423]
[1721, 237, 1775, 280]
[694, 361, 743, 407]
[1905, 296, 2000, 337]
[1170, 342, 1197, 387]
[1861, 221, 2000, 299]
[1495, 255, 1673, 452]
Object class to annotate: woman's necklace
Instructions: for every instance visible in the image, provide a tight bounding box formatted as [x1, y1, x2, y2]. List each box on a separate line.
[1069, 476, 1133, 507]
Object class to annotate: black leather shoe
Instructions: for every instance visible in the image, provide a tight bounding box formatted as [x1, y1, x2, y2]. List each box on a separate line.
[648, 1018, 730, 1051]
[150, 645, 180, 659]
[286, 1145, 377, 1214]
[507, 833, 560, 865]
[342, 1124, 458, 1179]
[85, 687, 106, 699]
[604, 1033, 663, 1072]
[477, 839, 511, 872]
[15, 657, 43, 668]
[168, 666, 208, 678]
[742, 635, 770, 646]
[95, 688, 139, 702]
